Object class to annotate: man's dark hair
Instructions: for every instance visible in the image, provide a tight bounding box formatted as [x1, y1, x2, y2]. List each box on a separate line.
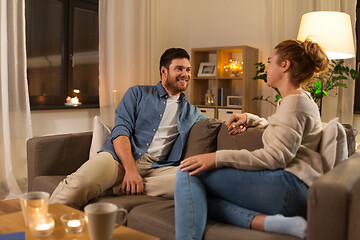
[159, 48, 190, 77]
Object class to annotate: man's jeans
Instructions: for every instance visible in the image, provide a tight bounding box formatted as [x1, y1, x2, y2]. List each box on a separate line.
[175, 168, 308, 240]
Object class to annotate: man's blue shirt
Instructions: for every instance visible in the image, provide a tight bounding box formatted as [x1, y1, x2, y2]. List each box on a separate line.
[100, 81, 207, 167]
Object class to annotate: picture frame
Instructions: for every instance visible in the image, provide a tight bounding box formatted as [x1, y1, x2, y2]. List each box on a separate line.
[197, 62, 217, 77]
[227, 96, 242, 107]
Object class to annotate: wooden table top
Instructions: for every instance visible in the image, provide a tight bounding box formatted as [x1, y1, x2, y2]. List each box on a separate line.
[0, 198, 22, 216]
[0, 199, 159, 240]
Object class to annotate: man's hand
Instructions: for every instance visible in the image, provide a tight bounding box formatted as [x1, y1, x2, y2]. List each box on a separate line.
[122, 170, 143, 195]
[113, 136, 143, 195]
[180, 152, 216, 175]
[227, 113, 247, 135]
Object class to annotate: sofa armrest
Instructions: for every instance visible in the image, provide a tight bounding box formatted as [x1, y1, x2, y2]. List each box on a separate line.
[27, 132, 93, 191]
[307, 150, 360, 240]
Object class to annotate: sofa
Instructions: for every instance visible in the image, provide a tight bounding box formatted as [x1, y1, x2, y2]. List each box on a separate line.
[27, 118, 360, 240]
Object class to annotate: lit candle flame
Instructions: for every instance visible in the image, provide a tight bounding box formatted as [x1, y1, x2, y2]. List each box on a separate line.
[35, 223, 51, 231]
[71, 97, 79, 104]
[67, 220, 81, 228]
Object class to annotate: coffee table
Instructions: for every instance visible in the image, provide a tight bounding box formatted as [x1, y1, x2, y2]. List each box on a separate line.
[0, 199, 22, 215]
[0, 199, 159, 240]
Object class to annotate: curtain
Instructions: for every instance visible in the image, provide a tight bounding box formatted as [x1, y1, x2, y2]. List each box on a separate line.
[267, 0, 357, 123]
[99, 0, 154, 127]
[0, 0, 32, 200]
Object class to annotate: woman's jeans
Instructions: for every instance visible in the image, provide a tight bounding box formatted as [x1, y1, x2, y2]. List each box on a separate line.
[174, 167, 308, 240]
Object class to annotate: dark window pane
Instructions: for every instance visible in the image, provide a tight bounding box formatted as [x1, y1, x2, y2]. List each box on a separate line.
[72, 7, 99, 97]
[26, 0, 64, 96]
[26, 0, 99, 109]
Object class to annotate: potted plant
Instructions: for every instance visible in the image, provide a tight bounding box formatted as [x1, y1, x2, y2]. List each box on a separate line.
[252, 60, 359, 110]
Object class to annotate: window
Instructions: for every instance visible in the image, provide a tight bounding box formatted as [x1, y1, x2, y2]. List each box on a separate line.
[25, 0, 99, 110]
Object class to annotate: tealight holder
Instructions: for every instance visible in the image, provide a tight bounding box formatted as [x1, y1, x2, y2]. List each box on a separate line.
[29, 213, 55, 238]
[60, 212, 85, 233]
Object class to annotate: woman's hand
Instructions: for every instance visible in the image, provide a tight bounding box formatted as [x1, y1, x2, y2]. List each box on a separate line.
[227, 113, 248, 135]
[180, 152, 216, 176]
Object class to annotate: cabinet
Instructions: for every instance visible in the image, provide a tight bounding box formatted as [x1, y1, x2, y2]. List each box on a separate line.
[198, 107, 215, 118]
[217, 108, 242, 123]
[190, 46, 259, 118]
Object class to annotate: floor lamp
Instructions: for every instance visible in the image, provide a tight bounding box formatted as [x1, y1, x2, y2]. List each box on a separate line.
[297, 11, 355, 114]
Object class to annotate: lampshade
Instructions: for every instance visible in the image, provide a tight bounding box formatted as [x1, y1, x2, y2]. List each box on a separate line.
[297, 11, 355, 59]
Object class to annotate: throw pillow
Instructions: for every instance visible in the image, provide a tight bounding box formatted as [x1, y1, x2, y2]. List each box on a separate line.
[89, 116, 111, 159]
[181, 118, 223, 159]
[217, 124, 264, 151]
[319, 118, 348, 174]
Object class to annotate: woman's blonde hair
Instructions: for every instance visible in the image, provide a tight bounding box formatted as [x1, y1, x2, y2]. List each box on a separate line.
[275, 39, 329, 85]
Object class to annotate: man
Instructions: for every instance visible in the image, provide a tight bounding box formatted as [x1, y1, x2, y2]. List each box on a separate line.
[50, 48, 207, 208]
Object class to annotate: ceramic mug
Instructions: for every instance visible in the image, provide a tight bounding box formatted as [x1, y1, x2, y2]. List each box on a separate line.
[19, 191, 50, 227]
[84, 202, 128, 240]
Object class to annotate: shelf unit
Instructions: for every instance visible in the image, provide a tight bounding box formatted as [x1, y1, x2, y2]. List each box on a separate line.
[190, 46, 259, 119]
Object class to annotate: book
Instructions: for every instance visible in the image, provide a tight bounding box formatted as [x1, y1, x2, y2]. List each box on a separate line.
[0, 232, 25, 240]
[218, 88, 230, 106]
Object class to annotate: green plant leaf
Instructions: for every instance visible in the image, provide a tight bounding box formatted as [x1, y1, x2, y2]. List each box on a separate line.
[351, 69, 359, 79]
[332, 75, 347, 81]
[275, 94, 282, 102]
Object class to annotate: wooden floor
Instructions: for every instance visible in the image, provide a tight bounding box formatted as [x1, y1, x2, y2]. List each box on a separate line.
[0, 198, 21, 216]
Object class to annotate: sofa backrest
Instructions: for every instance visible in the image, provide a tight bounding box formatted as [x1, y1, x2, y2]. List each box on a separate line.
[216, 124, 264, 151]
[182, 118, 358, 162]
[182, 119, 263, 159]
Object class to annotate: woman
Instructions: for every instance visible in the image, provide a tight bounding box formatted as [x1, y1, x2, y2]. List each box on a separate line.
[175, 39, 329, 240]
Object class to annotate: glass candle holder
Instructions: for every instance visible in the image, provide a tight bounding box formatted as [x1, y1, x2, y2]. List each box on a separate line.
[29, 213, 55, 238]
[60, 212, 85, 233]
[205, 89, 214, 105]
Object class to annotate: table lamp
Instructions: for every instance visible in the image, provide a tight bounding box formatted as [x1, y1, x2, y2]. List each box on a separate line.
[297, 11, 355, 112]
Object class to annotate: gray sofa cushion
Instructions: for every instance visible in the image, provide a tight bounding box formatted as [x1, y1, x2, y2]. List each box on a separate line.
[32, 176, 66, 194]
[88, 195, 167, 213]
[128, 200, 176, 239]
[181, 118, 223, 159]
[128, 200, 299, 240]
[89, 195, 167, 225]
[217, 124, 264, 151]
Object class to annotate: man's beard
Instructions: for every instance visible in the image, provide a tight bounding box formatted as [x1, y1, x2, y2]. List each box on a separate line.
[165, 76, 188, 94]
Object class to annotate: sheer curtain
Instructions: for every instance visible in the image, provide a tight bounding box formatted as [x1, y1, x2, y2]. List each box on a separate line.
[267, 0, 357, 123]
[0, 0, 32, 200]
[99, 0, 155, 127]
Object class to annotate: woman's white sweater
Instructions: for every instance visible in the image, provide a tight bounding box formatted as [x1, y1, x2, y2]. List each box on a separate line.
[216, 93, 322, 186]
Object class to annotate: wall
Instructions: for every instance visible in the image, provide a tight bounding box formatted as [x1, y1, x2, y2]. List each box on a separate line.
[151, 0, 275, 117]
[33, 0, 271, 136]
[32, 0, 360, 137]
[153, 0, 270, 59]
[31, 108, 99, 137]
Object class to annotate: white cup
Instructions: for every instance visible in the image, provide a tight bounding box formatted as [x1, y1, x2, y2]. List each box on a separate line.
[84, 202, 128, 240]
[19, 191, 50, 227]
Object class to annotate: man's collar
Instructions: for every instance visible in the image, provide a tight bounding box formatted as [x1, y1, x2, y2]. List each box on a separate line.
[156, 81, 168, 97]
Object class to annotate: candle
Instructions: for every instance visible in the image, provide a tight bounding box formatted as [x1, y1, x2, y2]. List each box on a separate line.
[68, 219, 81, 228]
[32, 222, 54, 237]
[29, 214, 55, 238]
[35, 223, 51, 231]
[71, 97, 79, 104]
[61, 212, 85, 233]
